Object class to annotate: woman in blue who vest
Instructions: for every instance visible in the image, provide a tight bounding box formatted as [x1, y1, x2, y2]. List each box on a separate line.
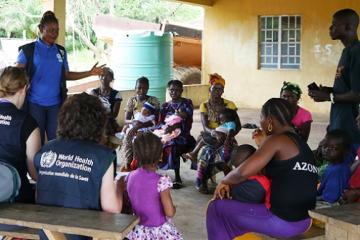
[16, 11, 105, 144]
[34, 93, 123, 240]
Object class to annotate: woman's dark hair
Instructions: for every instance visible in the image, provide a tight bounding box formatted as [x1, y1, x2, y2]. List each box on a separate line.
[231, 144, 256, 167]
[219, 108, 237, 122]
[326, 129, 351, 151]
[136, 76, 149, 86]
[103, 67, 114, 80]
[57, 93, 107, 142]
[38, 11, 58, 28]
[133, 132, 163, 166]
[167, 80, 183, 88]
[261, 98, 294, 126]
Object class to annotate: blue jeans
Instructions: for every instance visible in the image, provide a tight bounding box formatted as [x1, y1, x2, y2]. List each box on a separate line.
[28, 102, 60, 144]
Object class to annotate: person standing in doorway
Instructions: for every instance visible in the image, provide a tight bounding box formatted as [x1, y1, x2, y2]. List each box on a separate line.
[16, 11, 105, 144]
[309, 9, 360, 144]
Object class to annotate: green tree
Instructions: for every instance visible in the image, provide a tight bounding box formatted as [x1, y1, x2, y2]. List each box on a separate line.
[66, 0, 202, 60]
[1, 0, 202, 59]
[0, 0, 42, 38]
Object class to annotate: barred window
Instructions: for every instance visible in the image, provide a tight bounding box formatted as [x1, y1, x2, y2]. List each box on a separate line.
[259, 16, 301, 69]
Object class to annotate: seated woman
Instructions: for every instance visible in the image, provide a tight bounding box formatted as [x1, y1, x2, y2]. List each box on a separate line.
[183, 108, 237, 162]
[90, 67, 122, 138]
[207, 98, 318, 240]
[280, 81, 312, 141]
[0, 66, 41, 203]
[34, 93, 123, 240]
[195, 73, 241, 193]
[157, 80, 195, 189]
[119, 76, 160, 170]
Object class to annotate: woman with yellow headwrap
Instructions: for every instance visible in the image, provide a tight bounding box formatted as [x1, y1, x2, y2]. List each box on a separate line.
[184, 73, 241, 194]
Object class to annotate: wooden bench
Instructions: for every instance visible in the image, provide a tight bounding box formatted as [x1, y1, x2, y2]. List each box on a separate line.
[0, 203, 139, 240]
[254, 225, 325, 240]
[0, 227, 39, 240]
[309, 203, 360, 240]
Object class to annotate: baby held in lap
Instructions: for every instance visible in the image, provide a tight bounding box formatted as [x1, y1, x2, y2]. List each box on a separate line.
[116, 102, 155, 139]
[230, 144, 271, 207]
[183, 108, 237, 162]
[153, 114, 182, 144]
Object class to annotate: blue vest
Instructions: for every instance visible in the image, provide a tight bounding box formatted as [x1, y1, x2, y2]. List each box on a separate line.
[35, 139, 115, 210]
[0, 102, 37, 202]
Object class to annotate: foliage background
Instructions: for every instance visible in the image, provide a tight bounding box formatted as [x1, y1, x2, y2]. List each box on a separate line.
[0, 0, 202, 54]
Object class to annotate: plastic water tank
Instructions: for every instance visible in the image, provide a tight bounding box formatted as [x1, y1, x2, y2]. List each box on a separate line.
[112, 32, 173, 103]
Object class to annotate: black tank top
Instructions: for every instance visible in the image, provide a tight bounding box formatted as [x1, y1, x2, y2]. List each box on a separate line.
[265, 132, 317, 221]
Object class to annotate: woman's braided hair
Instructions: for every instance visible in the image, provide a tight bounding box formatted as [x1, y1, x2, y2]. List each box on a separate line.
[38, 11, 58, 28]
[133, 132, 163, 166]
[262, 98, 294, 126]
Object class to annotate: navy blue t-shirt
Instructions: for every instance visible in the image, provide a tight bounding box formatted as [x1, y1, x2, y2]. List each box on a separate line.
[34, 139, 115, 240]
[329, 41, 360, 143]
[34, 139, 115, 209]
[0, 101, 38, 203]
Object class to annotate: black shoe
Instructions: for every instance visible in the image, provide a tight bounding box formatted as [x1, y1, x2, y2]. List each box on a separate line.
[172, 181, 184, 189]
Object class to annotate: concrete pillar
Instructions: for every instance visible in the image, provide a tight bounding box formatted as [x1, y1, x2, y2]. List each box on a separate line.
[42, 0, 66, 46]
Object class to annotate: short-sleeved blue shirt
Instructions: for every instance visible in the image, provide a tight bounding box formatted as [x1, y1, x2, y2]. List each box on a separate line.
[17, 39, 69, 106]
[317, 162, 351, 203]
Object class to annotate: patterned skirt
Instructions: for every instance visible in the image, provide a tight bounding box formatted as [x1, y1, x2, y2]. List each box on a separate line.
[126, 220, 183, 240]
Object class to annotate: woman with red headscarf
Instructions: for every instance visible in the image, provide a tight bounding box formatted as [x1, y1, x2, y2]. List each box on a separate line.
[187, 73, 241, 193]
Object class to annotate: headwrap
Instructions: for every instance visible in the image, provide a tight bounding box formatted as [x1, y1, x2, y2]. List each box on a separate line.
[209, 73, 225, 87]
[143, 102, 156, 115]
[281, 81, 302, 97]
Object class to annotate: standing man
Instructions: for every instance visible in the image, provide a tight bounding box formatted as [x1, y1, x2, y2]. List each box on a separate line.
[309, 9, 360, 143]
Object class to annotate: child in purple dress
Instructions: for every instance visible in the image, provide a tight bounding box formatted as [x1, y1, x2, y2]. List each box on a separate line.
[126, 132, 183, 239]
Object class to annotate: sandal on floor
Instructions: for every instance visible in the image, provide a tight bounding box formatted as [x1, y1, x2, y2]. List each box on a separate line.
[197, 185, 209, 194]
[172, 181, 184, 189]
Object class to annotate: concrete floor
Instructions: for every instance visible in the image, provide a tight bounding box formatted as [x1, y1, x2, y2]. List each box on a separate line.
[144, 108, 329, 240]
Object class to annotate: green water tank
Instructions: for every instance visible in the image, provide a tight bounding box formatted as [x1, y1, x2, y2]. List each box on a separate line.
[112, 32, 173, 103]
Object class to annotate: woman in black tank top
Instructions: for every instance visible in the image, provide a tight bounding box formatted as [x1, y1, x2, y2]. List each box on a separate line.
[206, 98, 317, 240]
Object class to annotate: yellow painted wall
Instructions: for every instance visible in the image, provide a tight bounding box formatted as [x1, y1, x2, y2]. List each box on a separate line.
[202, 0, 360, 113]
[166, 84, 210, 107]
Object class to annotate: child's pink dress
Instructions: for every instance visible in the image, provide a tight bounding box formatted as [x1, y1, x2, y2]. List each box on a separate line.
[126, 168, 183, 239]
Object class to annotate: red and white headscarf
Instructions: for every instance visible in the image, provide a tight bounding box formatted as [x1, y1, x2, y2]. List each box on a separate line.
[209, 73, 225, 87]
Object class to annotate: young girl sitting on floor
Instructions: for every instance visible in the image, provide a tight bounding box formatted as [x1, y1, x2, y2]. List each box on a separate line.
[183, 108, 237, 163]
[126, 132, 183, 240]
